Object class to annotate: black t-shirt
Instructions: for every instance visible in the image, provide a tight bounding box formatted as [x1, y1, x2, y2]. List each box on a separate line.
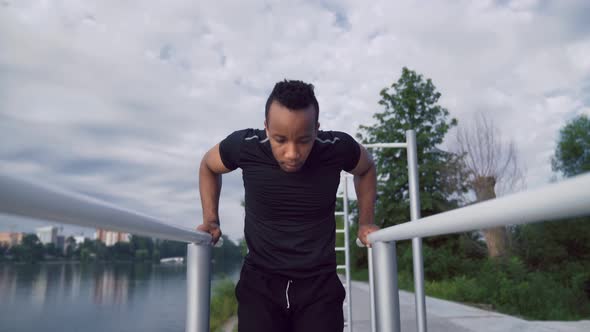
[219, 128, 361, 278]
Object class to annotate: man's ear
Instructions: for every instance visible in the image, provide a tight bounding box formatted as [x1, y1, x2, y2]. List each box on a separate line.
[264, 120, 269, 137]
[316, 121, 320, 132]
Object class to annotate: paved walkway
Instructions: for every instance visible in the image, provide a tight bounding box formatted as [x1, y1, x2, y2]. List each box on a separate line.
[345, 280, 590, 332]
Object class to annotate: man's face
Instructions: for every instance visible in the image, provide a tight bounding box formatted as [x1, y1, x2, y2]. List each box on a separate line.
[265, 101, 319, 173]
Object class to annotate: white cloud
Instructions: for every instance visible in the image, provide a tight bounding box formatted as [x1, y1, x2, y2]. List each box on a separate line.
[1, 0, 589, 239]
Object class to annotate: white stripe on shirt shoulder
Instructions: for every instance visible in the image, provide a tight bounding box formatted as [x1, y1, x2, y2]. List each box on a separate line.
[315, 137, 341, 144]
[244, 135, 269, 143]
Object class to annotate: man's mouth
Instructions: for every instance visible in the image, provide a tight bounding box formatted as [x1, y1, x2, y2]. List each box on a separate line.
[283, 163, 300, 170]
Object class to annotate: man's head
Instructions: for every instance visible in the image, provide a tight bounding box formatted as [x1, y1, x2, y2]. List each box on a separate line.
[264, 80, 320, 173]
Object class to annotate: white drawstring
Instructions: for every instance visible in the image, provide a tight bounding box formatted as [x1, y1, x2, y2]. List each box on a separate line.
[285, 280, 293, 309]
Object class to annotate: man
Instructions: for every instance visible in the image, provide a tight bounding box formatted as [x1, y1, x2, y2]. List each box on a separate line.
[198, 80, 379, 332]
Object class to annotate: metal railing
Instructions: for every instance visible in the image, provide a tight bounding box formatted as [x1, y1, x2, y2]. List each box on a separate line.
[363, 172, 590, 332]
[362, 130, 427, 332]
[0, 173, 213, 332]
[4, 131, 589, 332]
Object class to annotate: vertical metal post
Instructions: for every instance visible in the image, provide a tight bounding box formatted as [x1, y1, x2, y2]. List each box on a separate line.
[406, 130, 427, 332]
[372, 241, 401, 332]
[186, 243, 212, 332]
[367, 247, 377, 332]
[343, 175, 353, 332]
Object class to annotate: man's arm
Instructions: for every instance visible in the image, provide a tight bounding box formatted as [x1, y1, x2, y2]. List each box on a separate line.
[349, 145, 379, 247]
[197, 143, 232, 244]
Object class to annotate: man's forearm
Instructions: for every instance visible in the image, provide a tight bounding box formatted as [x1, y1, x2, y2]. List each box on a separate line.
[199, 158, 222, 224]
[354, 164, 377, 226]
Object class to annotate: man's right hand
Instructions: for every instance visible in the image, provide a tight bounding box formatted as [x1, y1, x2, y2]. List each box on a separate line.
[197, 222, 222, 245]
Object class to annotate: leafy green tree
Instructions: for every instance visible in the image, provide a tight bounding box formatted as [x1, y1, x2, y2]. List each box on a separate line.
[238, 238, 248, 257]
[130, 235, 154, 257]
[44, 243, 59, 258]
[513, 114, 590, 290]
[65, 236, 77, 259]
[80, 248, 92, 262]
[158, 240, 186, 258]
[112, 242, 133, 260]
[357, 67, 467, 228]
[94, 240, 109, 260]
[212, 235, 244, 275]
[0, 244, 8, 261]
[135, 249, 149, 261]
[152, 249, 161, 263]
[12, 234, 44, 263]
[551, 114, 590, 177]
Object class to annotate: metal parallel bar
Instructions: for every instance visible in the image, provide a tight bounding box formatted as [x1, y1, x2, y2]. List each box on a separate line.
[342, 175, 353, 332]
[369, 172, 590, 243]
[186, 243, 212, 332]
[372, 241, 401, 332]
[364, 143, 407, 149]
[0, 173, 211, 244]
[368, 247, 377, 332]
[407, 130, 427, 332]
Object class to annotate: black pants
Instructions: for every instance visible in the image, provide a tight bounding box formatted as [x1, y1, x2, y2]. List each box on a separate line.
[235, 264, 346, 332]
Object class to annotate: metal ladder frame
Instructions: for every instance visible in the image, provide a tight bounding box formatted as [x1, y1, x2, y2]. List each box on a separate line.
[335, 174, 353, 331]
[336, 130, 427, 332]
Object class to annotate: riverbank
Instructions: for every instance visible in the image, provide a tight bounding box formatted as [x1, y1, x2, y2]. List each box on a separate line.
[345, 279, 590, 332]
[350, 263, 590, 321]
[210, 278, 238, 332]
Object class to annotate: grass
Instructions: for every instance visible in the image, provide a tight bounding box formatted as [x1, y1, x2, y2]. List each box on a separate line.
[349, 263, 590, 321]
[209, 278, 238, 332]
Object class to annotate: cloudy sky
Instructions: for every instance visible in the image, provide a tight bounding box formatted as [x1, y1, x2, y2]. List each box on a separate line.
[1, 0, 589, 241]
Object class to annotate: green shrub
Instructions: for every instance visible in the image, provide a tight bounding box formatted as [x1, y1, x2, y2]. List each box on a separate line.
[134, 249, 149, 261]
[210, 279, 238, 332]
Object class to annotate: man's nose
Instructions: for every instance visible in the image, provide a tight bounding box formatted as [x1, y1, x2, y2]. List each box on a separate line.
[285, 143, 300, 160]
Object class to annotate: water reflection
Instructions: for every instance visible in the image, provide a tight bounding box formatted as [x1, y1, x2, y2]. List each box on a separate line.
[0, 262, 240, 307]
[0, 261, 241, 332]
[0, 266, 17, 303]
[93, 266, 129, 305]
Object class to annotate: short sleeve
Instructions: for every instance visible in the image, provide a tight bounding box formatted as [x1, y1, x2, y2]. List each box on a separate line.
[218, 130, 246, 170]
[337, 132, 361, 172]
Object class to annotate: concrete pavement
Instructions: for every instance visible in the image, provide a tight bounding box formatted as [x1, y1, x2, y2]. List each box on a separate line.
[344, 279, 590, 332]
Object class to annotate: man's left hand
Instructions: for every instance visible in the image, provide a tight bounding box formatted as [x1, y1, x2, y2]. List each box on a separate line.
[357, 224, 380, 247]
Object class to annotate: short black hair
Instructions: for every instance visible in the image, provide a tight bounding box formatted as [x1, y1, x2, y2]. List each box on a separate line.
[265, 79, 319, 124]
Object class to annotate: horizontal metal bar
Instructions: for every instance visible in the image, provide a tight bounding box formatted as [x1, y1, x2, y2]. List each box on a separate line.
[336, 229, 345, 233]
[335, 211, 345, 216]
[337, 265, 347, 269]
[335, 247, 345, 251]
[364, 143, 407, 149]
[0, 172, 211, 244]
[369, 172, 590, 243]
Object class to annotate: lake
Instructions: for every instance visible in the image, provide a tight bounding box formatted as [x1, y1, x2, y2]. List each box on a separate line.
[0, 262, 241, 332]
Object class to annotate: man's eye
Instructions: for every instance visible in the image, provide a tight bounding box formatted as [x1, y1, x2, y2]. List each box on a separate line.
[275, 138, 286, 143]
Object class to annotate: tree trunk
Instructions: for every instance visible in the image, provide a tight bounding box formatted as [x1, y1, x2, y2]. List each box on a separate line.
[473, 176, 509, 258]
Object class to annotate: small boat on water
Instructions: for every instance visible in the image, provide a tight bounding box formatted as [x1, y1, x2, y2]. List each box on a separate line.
[160, 257, 184, 264]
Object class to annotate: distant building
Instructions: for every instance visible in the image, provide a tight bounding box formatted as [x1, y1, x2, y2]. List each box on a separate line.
[96, 229, 130, 247]
[74, 236, 86, 245]
[56, 235, 65, 250]
[0, 232, 24, 247]
[36, 226, 58, 245]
